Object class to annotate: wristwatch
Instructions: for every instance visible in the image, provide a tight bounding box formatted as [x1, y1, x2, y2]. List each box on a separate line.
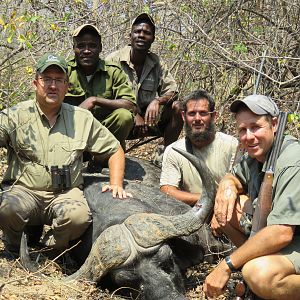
[225, 256, 238, 272]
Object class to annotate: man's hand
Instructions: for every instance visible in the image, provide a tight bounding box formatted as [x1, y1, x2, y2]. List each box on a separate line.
[133, 113, 148, 137]
[79, 96, 97, 110]
[102, 184, 132, 199]
[203, 260, 231, 298]
[107, 146, 129, 199]
[210, 214, 223, 237]
[214, 174, 243, 227]
[144, 99, 160, 127]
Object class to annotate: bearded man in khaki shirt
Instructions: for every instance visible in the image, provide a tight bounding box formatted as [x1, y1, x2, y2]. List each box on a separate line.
[160, 89, 239, 206]
[0, 53, 130, 254]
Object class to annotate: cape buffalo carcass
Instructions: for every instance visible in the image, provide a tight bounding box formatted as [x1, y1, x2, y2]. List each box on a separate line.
[21, 150, 222, 300]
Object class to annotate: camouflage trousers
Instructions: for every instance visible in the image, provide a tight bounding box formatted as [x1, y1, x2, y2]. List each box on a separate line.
[0, 185, 92, 251]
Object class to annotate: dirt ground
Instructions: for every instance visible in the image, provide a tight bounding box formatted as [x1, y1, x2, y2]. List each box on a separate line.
[0, 142, 241, 300]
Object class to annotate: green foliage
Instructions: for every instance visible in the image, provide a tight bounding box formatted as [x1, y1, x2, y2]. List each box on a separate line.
[143, 5, 151, 14]
[288, 113, 300, 123]
[233, 42, 248, 53]
[0, 0, 299, 141]
[166, 42, 176, 51]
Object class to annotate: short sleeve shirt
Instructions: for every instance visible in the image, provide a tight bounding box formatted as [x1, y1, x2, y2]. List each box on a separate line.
[65, 57, 136, 120]
[0, 100, 120, 191]
[232, 136, 300, 231]
[160, 133, 239, 194]
[106, 46, 178, 114]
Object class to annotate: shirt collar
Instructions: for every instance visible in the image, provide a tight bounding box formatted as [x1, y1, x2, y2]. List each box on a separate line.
[34, 100, 62, 119]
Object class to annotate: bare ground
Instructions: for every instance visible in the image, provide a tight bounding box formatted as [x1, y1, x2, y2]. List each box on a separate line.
[0, 142, 240, 299]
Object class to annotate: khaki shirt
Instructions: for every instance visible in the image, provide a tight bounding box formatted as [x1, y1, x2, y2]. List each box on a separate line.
[160, 133, 239, 194]
[106, 46, 178, 115]
[0, 100, 119, 191]
[232, 135, 300, 233]
[65, 57, 136, 120]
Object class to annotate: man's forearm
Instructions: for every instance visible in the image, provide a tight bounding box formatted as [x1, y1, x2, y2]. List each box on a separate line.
[154, 92, 177, 106]
[160, 185, 200, 206]
[108, 146, 125, 186]
[94, 97, 136, 111]
[230, 224, 294, 269]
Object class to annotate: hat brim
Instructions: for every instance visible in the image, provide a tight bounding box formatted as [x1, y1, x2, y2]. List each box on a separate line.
[73, 24, 101, 37]
[230, 99, 269, 115]
[38, 62, 67, 73]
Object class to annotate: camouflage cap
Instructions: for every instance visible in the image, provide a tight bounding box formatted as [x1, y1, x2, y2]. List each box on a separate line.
[230, 94, 279, 117]
[132, 13, 155, 31]
[72, 24, 101, 38]
[36, 53, 68, 73]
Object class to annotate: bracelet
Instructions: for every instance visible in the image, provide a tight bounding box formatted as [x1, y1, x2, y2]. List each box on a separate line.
[225, 256, 238, 272]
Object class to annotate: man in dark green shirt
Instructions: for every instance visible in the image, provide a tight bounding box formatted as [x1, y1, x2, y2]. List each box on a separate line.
[65, 24, 136, 150]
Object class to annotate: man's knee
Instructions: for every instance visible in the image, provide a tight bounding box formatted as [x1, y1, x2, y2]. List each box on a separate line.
[103, 108, 134, 144]
[115, 108, 134, 125]
[67, 206, 92, 229]
[55, 206, 92, 239]
[0, 200, 27, 249]
[105, 108, 133, 128]
[242, 256, 291, 297]
[0, 195, 27, 229]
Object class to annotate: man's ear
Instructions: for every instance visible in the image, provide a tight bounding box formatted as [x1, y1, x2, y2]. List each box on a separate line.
[272, 116, 278, 133]
[181, 111, 185, 122]
[33, 79, 38, 90]
[212, 111, 217, 121]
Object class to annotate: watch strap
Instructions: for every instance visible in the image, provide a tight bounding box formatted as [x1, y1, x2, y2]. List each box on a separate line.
[225, 256, 238, 272]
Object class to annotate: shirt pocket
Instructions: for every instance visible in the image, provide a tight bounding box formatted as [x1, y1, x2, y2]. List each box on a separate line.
[138, 80, 156, 110]
[15, 128, 42, 163]
[58, 140, 87, 166]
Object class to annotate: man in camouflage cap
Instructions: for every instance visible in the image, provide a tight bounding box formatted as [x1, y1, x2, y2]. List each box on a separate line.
[0, 53, 130, 255]
[204, 94, 300, 299]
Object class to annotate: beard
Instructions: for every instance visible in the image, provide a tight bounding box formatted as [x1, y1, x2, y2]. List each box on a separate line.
[184, 120, 216, 144]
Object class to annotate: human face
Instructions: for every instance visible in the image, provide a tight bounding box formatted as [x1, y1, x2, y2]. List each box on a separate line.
[183, 99, 216, 143]
[236, 109, 277, 162]
[33, 66, 68, 113]
[130, 22, 155, 51]
[73, 32, 101, 74]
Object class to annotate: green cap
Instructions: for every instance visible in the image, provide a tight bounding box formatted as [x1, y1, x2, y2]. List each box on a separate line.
[36, 53, 68, 73]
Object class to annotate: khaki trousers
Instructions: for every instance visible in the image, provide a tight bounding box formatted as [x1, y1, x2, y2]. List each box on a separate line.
[0, 185, 92, 250]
